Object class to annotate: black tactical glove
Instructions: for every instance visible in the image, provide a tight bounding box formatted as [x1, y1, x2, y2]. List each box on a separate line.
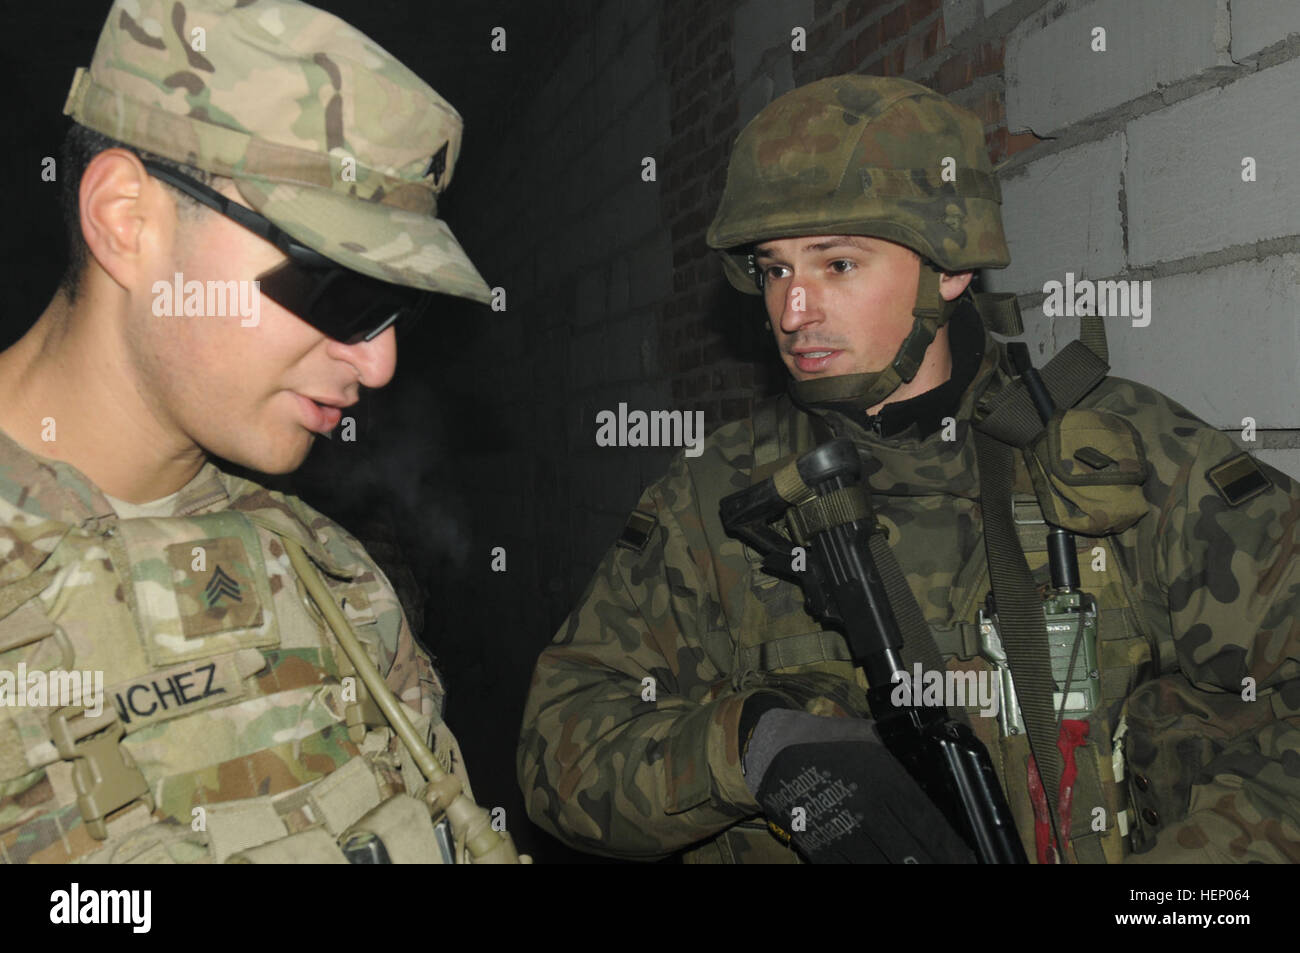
[742, 708, 976, 864]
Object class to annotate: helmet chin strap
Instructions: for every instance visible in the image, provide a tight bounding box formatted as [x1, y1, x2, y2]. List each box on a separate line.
[789, 262, 956, 414]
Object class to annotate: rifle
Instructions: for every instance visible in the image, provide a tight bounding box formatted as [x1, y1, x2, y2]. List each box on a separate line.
[720, 439, 1027, 863]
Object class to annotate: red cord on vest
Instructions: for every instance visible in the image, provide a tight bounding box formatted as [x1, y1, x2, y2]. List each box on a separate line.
[1027, 719, 1091, 864]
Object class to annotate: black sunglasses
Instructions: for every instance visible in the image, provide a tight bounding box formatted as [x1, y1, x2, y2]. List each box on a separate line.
[141, 160, 430, 344]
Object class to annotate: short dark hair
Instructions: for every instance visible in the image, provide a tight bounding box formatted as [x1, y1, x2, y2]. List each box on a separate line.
[58, 123, 220, 303]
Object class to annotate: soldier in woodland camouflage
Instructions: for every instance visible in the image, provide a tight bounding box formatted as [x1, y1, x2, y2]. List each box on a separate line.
[518, 76, 1300, 863]
[0, 0, 504, 863]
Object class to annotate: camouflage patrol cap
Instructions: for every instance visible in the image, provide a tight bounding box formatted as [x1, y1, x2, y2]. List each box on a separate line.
[707, 75, 1009, 294]
[64, 0, 491, 303]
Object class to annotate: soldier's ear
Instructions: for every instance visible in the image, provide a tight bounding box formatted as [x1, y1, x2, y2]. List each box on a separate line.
[939, 271, 974, 301]
[79, 148, 175, 291]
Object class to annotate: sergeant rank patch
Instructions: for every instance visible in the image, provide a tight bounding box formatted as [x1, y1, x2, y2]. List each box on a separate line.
[1206, 452, 1272, 507]
[617, 510, 658, 553]
[165, 536, 265, 638]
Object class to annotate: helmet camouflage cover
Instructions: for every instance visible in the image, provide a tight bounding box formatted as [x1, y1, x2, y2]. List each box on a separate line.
[707, 74, 1010, 294]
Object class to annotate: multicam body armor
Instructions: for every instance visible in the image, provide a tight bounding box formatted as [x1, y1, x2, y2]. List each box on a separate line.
[0, 429, 469, 863]
[517, 303, 1300, 863]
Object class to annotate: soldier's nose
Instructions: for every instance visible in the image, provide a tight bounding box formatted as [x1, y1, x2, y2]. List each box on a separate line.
[779, 282, 820, 333]
[331, 327, 398, 389]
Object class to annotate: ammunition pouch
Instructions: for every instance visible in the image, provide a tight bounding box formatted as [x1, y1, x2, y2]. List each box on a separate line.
[1024, 408, 1149, 536]
[1118, 673, 1298, 857]
[76, 712, 455, 864]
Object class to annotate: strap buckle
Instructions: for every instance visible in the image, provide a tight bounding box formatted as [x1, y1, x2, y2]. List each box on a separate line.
[49, 706, 154, 840]
[1012, 499, 1045, 525]
[339, 658, 387, 743]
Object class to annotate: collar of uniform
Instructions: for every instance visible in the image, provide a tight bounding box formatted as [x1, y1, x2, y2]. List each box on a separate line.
[0, 423, 232, 523]
[171, 464, 233, 516]
[0, 423, 123, 525]
[0, 425, 353, 578]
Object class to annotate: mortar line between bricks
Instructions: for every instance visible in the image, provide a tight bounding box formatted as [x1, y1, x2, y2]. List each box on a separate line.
[1006, 236, 1300, 304]
[997, 52, 1300, 175]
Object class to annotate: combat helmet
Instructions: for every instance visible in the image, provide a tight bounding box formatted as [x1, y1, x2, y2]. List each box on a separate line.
[707, 75, 1016, 407]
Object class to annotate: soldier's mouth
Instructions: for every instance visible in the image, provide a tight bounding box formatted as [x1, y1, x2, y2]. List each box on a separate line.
[294, 393, 343, 434]
[792, 349, 842, 373]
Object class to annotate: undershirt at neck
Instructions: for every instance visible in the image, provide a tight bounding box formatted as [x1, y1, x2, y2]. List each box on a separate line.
[104, 488, 185, 519]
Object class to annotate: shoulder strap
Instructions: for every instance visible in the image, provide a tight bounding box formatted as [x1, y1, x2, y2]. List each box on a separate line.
[752, 393, 825, 476]
[973, 429, 1066, 857]
[1078, 314, 1108, 364]
[977, 340, 1110, 448]
[971, 291, 1107, 366]
[966, 317, 1120, 864]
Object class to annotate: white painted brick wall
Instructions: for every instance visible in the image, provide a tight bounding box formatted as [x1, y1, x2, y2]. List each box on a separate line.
[1011, 303, 1052, 361]
[1006, 0, 1224, 136]
[1025, 255, 1300, 431]
[1125, 56, 1300, 266]
[985, 134, 1125, 295]
[1230, 0, 1300, 60]
[1255, 450, 1300, 484]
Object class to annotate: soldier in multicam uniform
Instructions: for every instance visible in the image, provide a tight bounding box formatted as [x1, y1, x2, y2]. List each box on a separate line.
[0, 0, 521, 863]
[518, 75, 1300, 863]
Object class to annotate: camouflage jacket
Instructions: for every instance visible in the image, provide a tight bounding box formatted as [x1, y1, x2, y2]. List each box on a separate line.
[518, 308, 1300, 863]
[0, 427, 467, 863]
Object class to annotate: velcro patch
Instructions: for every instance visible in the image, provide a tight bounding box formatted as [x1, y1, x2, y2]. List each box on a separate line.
[166, 536, 264, 638]
[1206, 452, 1272, 507]
[616, 510, 658, 553]
[108, 649, 265, 733]
[121, 512, 278, 667]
